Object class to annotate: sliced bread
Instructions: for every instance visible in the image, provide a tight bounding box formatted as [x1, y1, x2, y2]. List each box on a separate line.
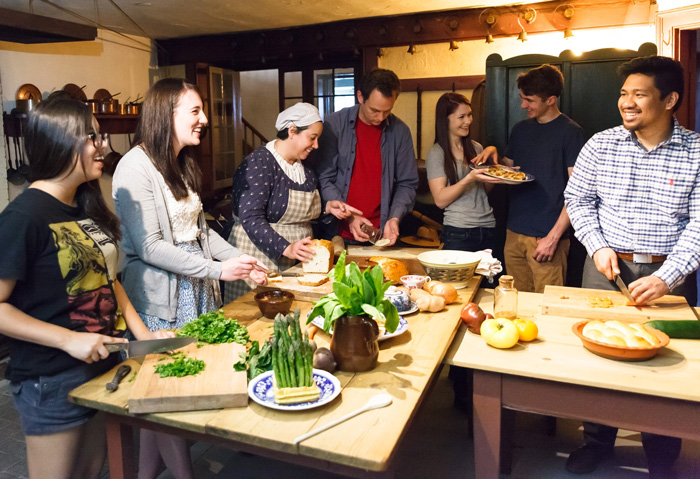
[303, 239, 334, 273]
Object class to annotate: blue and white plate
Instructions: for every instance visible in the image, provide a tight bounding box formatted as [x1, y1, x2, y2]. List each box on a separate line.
[248, 369, 341, 411]
[310, 315, 409, 341]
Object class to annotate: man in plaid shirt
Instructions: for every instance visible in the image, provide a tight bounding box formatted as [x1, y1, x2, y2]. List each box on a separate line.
[564, 56, 700, 477]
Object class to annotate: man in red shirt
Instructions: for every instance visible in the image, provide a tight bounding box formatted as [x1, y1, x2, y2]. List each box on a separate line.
[314, 69, 419, 245]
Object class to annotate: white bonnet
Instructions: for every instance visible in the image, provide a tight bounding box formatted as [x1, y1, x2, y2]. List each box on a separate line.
[275, 102, 322, 131]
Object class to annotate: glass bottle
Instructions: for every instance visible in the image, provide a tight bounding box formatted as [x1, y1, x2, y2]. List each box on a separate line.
[494, 275, 518, 319]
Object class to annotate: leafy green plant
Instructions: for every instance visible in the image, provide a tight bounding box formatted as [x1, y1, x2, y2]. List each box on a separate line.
[306, 251, 399, 333]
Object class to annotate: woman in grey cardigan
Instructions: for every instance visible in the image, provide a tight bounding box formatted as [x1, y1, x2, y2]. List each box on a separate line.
[112, 78, 267, 479]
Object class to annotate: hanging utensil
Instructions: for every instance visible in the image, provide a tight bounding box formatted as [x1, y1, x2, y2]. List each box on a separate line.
[293, 393, 393, 445]
[9, 134, 24, 185]
[5, 131, 21, 185]
[16, 114, 30, 177]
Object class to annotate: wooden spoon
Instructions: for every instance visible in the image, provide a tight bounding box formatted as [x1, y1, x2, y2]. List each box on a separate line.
[293, 393, 393, 445]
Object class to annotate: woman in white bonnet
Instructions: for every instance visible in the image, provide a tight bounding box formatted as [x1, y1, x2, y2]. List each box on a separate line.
[224, 102, 358, 301]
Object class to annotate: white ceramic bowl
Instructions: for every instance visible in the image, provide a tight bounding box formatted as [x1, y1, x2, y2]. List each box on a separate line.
[416, 250, 481, 289]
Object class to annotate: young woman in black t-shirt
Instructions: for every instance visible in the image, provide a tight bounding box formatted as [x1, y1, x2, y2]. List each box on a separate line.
[0, 95, 173, 479]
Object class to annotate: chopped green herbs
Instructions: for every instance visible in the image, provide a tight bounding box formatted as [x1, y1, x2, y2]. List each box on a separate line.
[154, 357, 206, 378]
[128, 371, 138, 383]
[177, 309, 249, 345]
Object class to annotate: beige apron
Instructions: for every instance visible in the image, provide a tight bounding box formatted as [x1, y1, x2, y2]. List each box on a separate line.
[224, 188, 321, 303]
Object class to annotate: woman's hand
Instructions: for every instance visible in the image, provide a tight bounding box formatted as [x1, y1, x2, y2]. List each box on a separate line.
[283, 237, 315, 262]
[220, 254, 260, 281]
[326, 200, 363, 220]
[144, 329, 176, 340]
[249, 269, 268, 285]
[466, 168, 504, 184]
[63, 332, 127, 364]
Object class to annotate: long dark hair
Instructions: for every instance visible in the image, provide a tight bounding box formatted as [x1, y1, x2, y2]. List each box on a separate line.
[25, 94, 121, 241]
[434, 92, 477, 185]
[133, 78, 202, 200]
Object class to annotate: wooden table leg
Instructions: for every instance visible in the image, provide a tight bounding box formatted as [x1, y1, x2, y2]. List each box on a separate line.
[472, 370, 502, 479]
[105, 413, 136, 479]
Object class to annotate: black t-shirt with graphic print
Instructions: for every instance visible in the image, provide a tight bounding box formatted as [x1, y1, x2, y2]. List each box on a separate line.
[0, 188, 124, 382]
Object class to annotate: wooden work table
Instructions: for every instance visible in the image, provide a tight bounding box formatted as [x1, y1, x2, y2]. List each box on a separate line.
[444, 289, 700, 479]
[69, 276, 480, 479]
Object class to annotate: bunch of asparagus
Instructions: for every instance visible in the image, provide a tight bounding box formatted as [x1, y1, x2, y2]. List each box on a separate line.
[271, 309, 314, 388]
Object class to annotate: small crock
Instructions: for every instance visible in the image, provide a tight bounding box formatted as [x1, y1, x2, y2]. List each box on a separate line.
[330, 314, 379, 372]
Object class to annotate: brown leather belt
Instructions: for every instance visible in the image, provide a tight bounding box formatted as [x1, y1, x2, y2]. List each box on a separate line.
[616, 252, 667, 263]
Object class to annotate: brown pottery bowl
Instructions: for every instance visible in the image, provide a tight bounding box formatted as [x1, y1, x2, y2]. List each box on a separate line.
[255, 290, 294, 319]
[572, 320, 670, 361]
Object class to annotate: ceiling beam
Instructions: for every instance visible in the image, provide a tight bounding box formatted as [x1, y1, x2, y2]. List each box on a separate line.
[0, 7, 96, 44]
[157, 0, 652, 71]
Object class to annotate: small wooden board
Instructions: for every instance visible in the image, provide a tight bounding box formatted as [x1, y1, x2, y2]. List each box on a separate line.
[128, 342, 247, 414]
[541, 285, 699, 323]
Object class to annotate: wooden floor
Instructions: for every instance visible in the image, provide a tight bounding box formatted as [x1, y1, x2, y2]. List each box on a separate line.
[1, 365, 699, 478]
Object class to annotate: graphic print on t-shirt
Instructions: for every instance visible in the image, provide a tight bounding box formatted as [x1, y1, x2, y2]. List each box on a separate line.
[49, 219, 117, 334]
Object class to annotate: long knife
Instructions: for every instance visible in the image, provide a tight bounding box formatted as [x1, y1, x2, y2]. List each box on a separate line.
[614, 275, 636, 304]
[105, 337, 196, 357]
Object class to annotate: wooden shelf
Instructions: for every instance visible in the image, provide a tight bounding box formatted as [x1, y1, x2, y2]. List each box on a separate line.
[94, 114, 139, 135]
[4, 112, 139, 136]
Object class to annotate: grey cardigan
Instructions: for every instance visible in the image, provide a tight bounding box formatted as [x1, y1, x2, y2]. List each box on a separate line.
[112, 147, 242, 321]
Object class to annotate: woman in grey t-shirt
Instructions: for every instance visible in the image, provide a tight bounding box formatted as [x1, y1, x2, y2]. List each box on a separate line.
[426, 93, 501, 252]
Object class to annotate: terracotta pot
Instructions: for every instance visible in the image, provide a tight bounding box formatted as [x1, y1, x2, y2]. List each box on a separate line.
[330, 314, 379, 372]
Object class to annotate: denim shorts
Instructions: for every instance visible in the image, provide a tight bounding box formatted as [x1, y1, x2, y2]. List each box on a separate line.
[11, 356, 118, 436]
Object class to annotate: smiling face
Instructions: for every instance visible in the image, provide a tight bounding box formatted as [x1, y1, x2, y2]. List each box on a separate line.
[172, 88, 208, 155]
[519, 92, 553, 121]
[447, 103, 473, 139]
[290, 122, 323, 160]
[357, 88, 397, 126]
[72, 120, 106, 184]
[618, 73, 675, 134]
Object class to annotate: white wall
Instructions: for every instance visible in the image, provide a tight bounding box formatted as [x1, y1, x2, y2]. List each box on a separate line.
[240, 70, 279, 141]
[0, 29, 153, 209]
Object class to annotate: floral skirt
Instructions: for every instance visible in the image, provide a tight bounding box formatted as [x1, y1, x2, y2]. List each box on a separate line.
[138, 241, 216, 332]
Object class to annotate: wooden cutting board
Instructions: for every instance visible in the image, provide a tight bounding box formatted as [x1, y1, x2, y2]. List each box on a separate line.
[541, 285, 699, 322]
[128, 342, 248, 414]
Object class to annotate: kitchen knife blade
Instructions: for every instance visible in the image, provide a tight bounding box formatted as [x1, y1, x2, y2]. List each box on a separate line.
[105, 337, 196, 357]
[614, 275, 636, 304]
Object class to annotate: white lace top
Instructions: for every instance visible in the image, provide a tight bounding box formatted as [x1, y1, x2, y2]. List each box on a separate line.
[157, 171, 202, 243]
[266, 140, 306, 184]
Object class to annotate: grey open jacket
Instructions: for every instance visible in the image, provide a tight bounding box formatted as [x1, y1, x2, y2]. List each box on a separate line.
[112, 147, 242, 321]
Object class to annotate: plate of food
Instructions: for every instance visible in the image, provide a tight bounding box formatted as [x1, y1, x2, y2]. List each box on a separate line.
[572, 320, 669, 361]
[310, 315, 409, 341]
[473, 164, 534, 185]
[248, 369, 341, 411]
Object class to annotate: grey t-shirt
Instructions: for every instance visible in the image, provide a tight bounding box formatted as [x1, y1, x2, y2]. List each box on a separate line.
[426, 142, 495, 228]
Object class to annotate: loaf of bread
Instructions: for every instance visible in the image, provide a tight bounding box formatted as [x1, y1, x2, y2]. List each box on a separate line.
[582, 320, 661, 348]
[303, 239, 334, 273]
[369, 256, 409, 284]
[297, 274, 330, 287]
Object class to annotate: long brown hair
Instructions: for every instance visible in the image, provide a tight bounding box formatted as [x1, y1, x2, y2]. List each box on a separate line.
[433, 92, 477, 186]
[25, 93, 121, 241]
[133, 78, 202, 200]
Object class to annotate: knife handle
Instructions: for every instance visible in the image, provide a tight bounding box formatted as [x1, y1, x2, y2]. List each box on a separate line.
[105, 343, 127, 353]
[106, 364, 132, 392]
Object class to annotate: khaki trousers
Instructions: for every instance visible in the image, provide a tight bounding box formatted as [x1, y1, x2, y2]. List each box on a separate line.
[503, 229, 570, 293]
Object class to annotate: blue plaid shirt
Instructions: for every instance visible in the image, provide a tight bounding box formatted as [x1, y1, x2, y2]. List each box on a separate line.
[564, 118, 700, 289]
